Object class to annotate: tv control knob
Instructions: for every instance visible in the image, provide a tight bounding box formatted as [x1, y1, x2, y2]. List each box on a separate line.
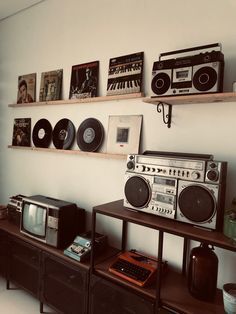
[127, 161, 134, 170]
[191, 171, 200, 180]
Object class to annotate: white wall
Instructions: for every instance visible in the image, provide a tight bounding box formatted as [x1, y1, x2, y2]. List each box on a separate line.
[0, 0, 235, 288]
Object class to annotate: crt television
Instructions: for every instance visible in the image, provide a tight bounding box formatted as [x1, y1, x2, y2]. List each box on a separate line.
[20, 195, 85, 248]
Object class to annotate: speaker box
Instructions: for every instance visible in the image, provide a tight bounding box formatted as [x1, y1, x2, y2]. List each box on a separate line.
[176, 180, 226, 231]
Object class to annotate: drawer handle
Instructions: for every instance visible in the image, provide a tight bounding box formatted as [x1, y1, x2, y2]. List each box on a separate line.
[68, 275, 76, 282]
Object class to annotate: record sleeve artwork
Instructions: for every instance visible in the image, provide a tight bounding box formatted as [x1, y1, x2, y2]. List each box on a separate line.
[12, 118, 31, 147]
[106, 115, 143, 154]
[39, 69, 63, 101]
[17, 73, 36, 104]
[69, 61, 99, 99]
[52, 118, 75, 150]
[106, 52, 144, 96]
[77, 118, 104, 152]
[32, 119, 53, 148]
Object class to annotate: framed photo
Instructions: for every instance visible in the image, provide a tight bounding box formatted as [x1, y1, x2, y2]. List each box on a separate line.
[17, 73, 36, 104]
[39, 69, 63, 101]
[69, 61, 99, 99]
[106, 115, 143, 154]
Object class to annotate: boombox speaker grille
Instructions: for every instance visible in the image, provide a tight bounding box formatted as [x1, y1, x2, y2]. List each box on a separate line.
[193, 66, 217, 91]
[125, 176, 150, 208]
[178, 185, 215, 222]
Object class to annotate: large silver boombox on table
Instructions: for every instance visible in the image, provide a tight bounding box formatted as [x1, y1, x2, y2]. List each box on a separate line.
[124, 152, 227, 231]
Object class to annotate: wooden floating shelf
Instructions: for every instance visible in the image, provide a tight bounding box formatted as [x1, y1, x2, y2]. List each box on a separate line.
[8, 146, 127, 160]
[8, 93, 144, 108]
[143, 92, 236, 106]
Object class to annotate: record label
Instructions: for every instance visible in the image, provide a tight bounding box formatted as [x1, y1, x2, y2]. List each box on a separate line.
[77, 118, 104, 152]
[38, 129, 46, 139]
[83, 127, 95, 144]
[32, 118, 52, 148]
[53, 118, 75, 149]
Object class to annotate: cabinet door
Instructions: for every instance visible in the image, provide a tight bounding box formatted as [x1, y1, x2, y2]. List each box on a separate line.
[42, 253, 89, 314]
[8, 237, 41, 297]
[89, 275, 155, 314]
[0, 230, 7, 277]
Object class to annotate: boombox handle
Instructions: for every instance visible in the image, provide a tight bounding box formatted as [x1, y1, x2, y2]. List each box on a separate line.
[159, 43, 222, 61]
[143, 150, 214, 160]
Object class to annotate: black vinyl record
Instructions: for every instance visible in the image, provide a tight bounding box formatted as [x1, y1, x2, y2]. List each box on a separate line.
[32, 118, 52, 148]
[52, 118, 75, 149]
[77, 118, 104, 152]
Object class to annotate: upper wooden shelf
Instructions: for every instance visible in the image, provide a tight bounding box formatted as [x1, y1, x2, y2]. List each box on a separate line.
[93, 200, 236, 252]
[142, 92, 236, 106]
[8, 145, 127, 160]
[8, 93, 144, 108]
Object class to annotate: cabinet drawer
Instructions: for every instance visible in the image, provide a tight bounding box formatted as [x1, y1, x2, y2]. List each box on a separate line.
[42, 254, 89, 314]
[43, 254, 88, 292]
[0, 230, 7, 277]
[9, 238, 40, 268]
[89, 275, 155, 314]
[8, 238, 41, 296]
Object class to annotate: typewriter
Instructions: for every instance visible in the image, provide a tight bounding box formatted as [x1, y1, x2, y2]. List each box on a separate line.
[109, 250, 166, 287]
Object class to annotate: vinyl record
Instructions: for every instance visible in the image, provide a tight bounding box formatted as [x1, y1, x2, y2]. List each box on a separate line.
[52, 118, 75, 149]
[32, 118, 52, 148]
[77, 118, 104, 152]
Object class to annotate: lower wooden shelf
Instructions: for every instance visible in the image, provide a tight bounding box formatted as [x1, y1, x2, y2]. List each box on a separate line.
[8, 145, 127, 160]
[93, 250, 224, 314]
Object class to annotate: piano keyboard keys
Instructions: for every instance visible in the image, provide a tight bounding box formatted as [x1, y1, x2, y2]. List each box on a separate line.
[106, 52, 144, 96]
[107, 77, 141, 95]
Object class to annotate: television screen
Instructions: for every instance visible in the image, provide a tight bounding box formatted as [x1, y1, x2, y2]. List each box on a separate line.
[22, 202, 46, 237]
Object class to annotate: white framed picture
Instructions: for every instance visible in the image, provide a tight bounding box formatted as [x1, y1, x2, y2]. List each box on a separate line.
[107, 115, 143, 154]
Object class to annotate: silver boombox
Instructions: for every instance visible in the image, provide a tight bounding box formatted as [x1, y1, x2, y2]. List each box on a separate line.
[124, 152, 227, 231]
[151, 43, 224, 97]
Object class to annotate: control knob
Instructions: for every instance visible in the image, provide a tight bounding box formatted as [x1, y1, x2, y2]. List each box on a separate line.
[127, 161, 134, 170]
[206, 170, 219, 182]
[191, 171, 200, 180]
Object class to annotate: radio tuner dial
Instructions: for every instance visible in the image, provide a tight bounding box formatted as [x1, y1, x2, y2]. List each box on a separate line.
[191, 171, 200, 180]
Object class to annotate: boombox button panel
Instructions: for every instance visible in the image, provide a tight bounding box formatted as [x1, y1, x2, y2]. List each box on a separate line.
[151, 206, 175, 219]
[135, 164, 204, 181]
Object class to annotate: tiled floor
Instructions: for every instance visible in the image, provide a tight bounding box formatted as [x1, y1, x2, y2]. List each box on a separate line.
[0, 276, 55, 313]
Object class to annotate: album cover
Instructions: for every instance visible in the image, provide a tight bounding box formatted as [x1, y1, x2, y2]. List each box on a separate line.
[69, 61, 99, 99]
[39, 69, 63, 101]
[106, 52, 144, 96]
[12, 118, 31, 147]
[106, 115, 143, 154]
[17, 73, 36, 104]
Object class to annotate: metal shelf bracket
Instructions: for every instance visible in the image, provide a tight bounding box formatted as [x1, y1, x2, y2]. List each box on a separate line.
[156, 102, 172, 128]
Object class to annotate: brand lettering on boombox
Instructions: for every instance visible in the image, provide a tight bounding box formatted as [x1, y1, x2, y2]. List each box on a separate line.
[151, 43, 224, 97]
[124, 153, 227, 231]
